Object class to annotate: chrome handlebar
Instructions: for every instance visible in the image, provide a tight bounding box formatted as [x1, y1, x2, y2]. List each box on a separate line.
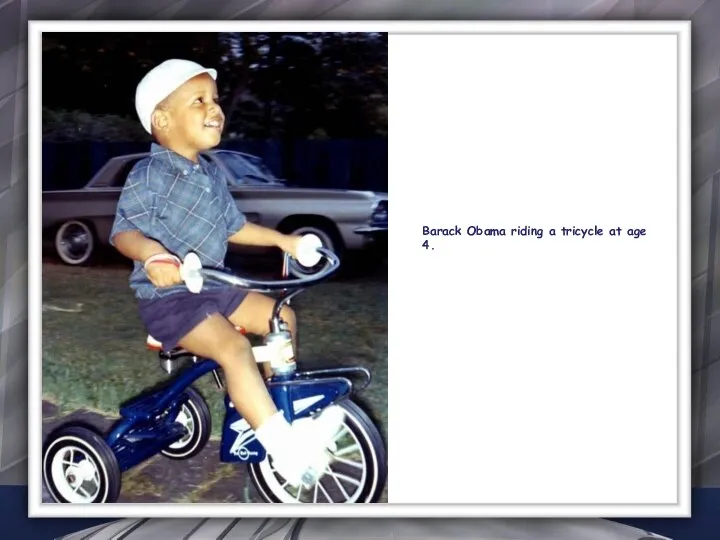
[179, 234, 340, 344]
[196, 248, 340, 293]
[181, 231, 341, 295]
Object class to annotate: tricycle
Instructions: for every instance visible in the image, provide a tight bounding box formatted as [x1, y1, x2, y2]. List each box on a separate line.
[42, 236, 387, 504]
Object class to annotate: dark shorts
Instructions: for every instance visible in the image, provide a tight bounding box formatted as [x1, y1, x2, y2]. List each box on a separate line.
[137, 288, 249, 352]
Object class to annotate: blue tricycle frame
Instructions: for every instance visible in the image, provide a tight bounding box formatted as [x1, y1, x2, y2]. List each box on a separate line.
[108, 359, 369, 468]
[42, 246, 388, 504]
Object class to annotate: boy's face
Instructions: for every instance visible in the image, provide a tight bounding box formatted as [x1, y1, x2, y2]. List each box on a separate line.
[153, 73, 225, 153]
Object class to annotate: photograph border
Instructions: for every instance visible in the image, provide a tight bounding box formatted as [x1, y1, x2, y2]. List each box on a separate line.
[28, 19, 691, 519]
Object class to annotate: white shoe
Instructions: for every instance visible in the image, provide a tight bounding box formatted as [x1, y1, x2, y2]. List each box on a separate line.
[270, 451, 327, 488]
[293, 405, 345, 454]
[271, 406, 346, 488]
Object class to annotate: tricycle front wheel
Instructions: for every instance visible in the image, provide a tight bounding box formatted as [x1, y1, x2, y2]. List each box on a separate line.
[248, 400, 387, 503]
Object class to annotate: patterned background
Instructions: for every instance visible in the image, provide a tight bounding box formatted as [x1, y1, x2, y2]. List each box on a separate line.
[2, 0, 720, 538]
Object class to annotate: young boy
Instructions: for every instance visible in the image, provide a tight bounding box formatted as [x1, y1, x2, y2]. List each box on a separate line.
[110, 59, 344, 489]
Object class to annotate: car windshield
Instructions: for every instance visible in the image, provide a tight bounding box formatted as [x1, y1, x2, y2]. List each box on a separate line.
[214, 151, 280, 186]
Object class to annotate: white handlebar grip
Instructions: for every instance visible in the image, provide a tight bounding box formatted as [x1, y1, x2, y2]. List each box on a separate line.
[296, 234, 323, 267]
[181, 252, 203, 293]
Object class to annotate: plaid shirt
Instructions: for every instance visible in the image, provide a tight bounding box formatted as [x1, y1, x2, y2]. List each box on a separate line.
[110, 143, 246, 299]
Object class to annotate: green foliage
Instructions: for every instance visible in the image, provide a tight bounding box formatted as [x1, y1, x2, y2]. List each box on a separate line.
[43, 107, 151, 142]
[42, 32, 388, 142]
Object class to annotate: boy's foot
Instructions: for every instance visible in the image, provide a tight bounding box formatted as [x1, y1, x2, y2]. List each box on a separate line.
[271, 406, 346, 488]
[293, 405, 345, 453]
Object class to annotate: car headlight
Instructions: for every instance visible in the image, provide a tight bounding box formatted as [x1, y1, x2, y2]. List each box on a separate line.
[371, 200, 388, 224]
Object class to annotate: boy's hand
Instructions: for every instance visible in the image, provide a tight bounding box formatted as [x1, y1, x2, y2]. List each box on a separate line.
[146, 263, 183, 288]
[278, 234, 303, 260]
[144, 254, 183, 288]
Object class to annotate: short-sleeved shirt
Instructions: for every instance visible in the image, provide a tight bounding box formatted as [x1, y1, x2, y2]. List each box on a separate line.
[110, 143, 246, 299]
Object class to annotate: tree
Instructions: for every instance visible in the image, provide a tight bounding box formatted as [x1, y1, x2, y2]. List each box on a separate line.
[42, 32, 388, 141]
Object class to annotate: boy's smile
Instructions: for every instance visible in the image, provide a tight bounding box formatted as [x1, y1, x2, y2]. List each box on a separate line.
[203, 118, 222, 131]
[152, 73, 225, 162]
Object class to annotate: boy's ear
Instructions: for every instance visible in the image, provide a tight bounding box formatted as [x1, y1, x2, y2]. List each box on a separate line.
[151, 108, 169, 133]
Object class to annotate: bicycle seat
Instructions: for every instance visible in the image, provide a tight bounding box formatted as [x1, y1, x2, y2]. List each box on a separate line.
[146, 326, 246, 353]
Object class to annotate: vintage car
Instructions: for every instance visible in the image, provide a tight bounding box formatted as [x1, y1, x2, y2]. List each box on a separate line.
[42, 149, 388, 270]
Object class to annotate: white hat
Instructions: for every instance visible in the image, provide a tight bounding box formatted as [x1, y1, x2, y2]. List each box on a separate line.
[135, 59, 218, 134]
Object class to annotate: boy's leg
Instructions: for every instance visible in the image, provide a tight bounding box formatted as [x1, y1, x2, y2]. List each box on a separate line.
[227, 292, 344, 453]
[176, 312, 276, 428]
[176, 307, 344, 486]
[228, 292, 297, 378]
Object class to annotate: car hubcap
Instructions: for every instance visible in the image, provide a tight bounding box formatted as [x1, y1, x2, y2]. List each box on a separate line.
[58, 223, 91, 263]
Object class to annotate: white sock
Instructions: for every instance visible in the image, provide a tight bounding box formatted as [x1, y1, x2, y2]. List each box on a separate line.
[254, 411, 294, 456]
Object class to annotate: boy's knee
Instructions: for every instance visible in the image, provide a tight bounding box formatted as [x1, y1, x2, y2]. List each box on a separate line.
[215, 333, 252, 365]
[281, 305, 296, 326]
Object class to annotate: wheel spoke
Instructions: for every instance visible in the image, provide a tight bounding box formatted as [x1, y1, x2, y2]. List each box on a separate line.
[268, 460, 291, 489]
[331, 453, 363, 469]
[333, 441, 360, 457]
[333, 426, 349, 442]
[326, 467, 352, 501]
[328, 469, 361, 487]
[318, 482, 333, 503]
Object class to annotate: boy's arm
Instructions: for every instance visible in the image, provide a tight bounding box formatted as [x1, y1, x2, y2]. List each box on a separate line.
[113, 230, 170, 263]
[110, 168, 169, 263]
[228, 222, 295, 254]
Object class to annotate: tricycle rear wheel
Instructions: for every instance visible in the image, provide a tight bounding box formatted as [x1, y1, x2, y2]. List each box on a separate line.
[43, 425, 122, 503]
[160, 386, 212, 460]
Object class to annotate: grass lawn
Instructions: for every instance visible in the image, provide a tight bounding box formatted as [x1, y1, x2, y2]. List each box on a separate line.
[41, 259, 388, 444]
